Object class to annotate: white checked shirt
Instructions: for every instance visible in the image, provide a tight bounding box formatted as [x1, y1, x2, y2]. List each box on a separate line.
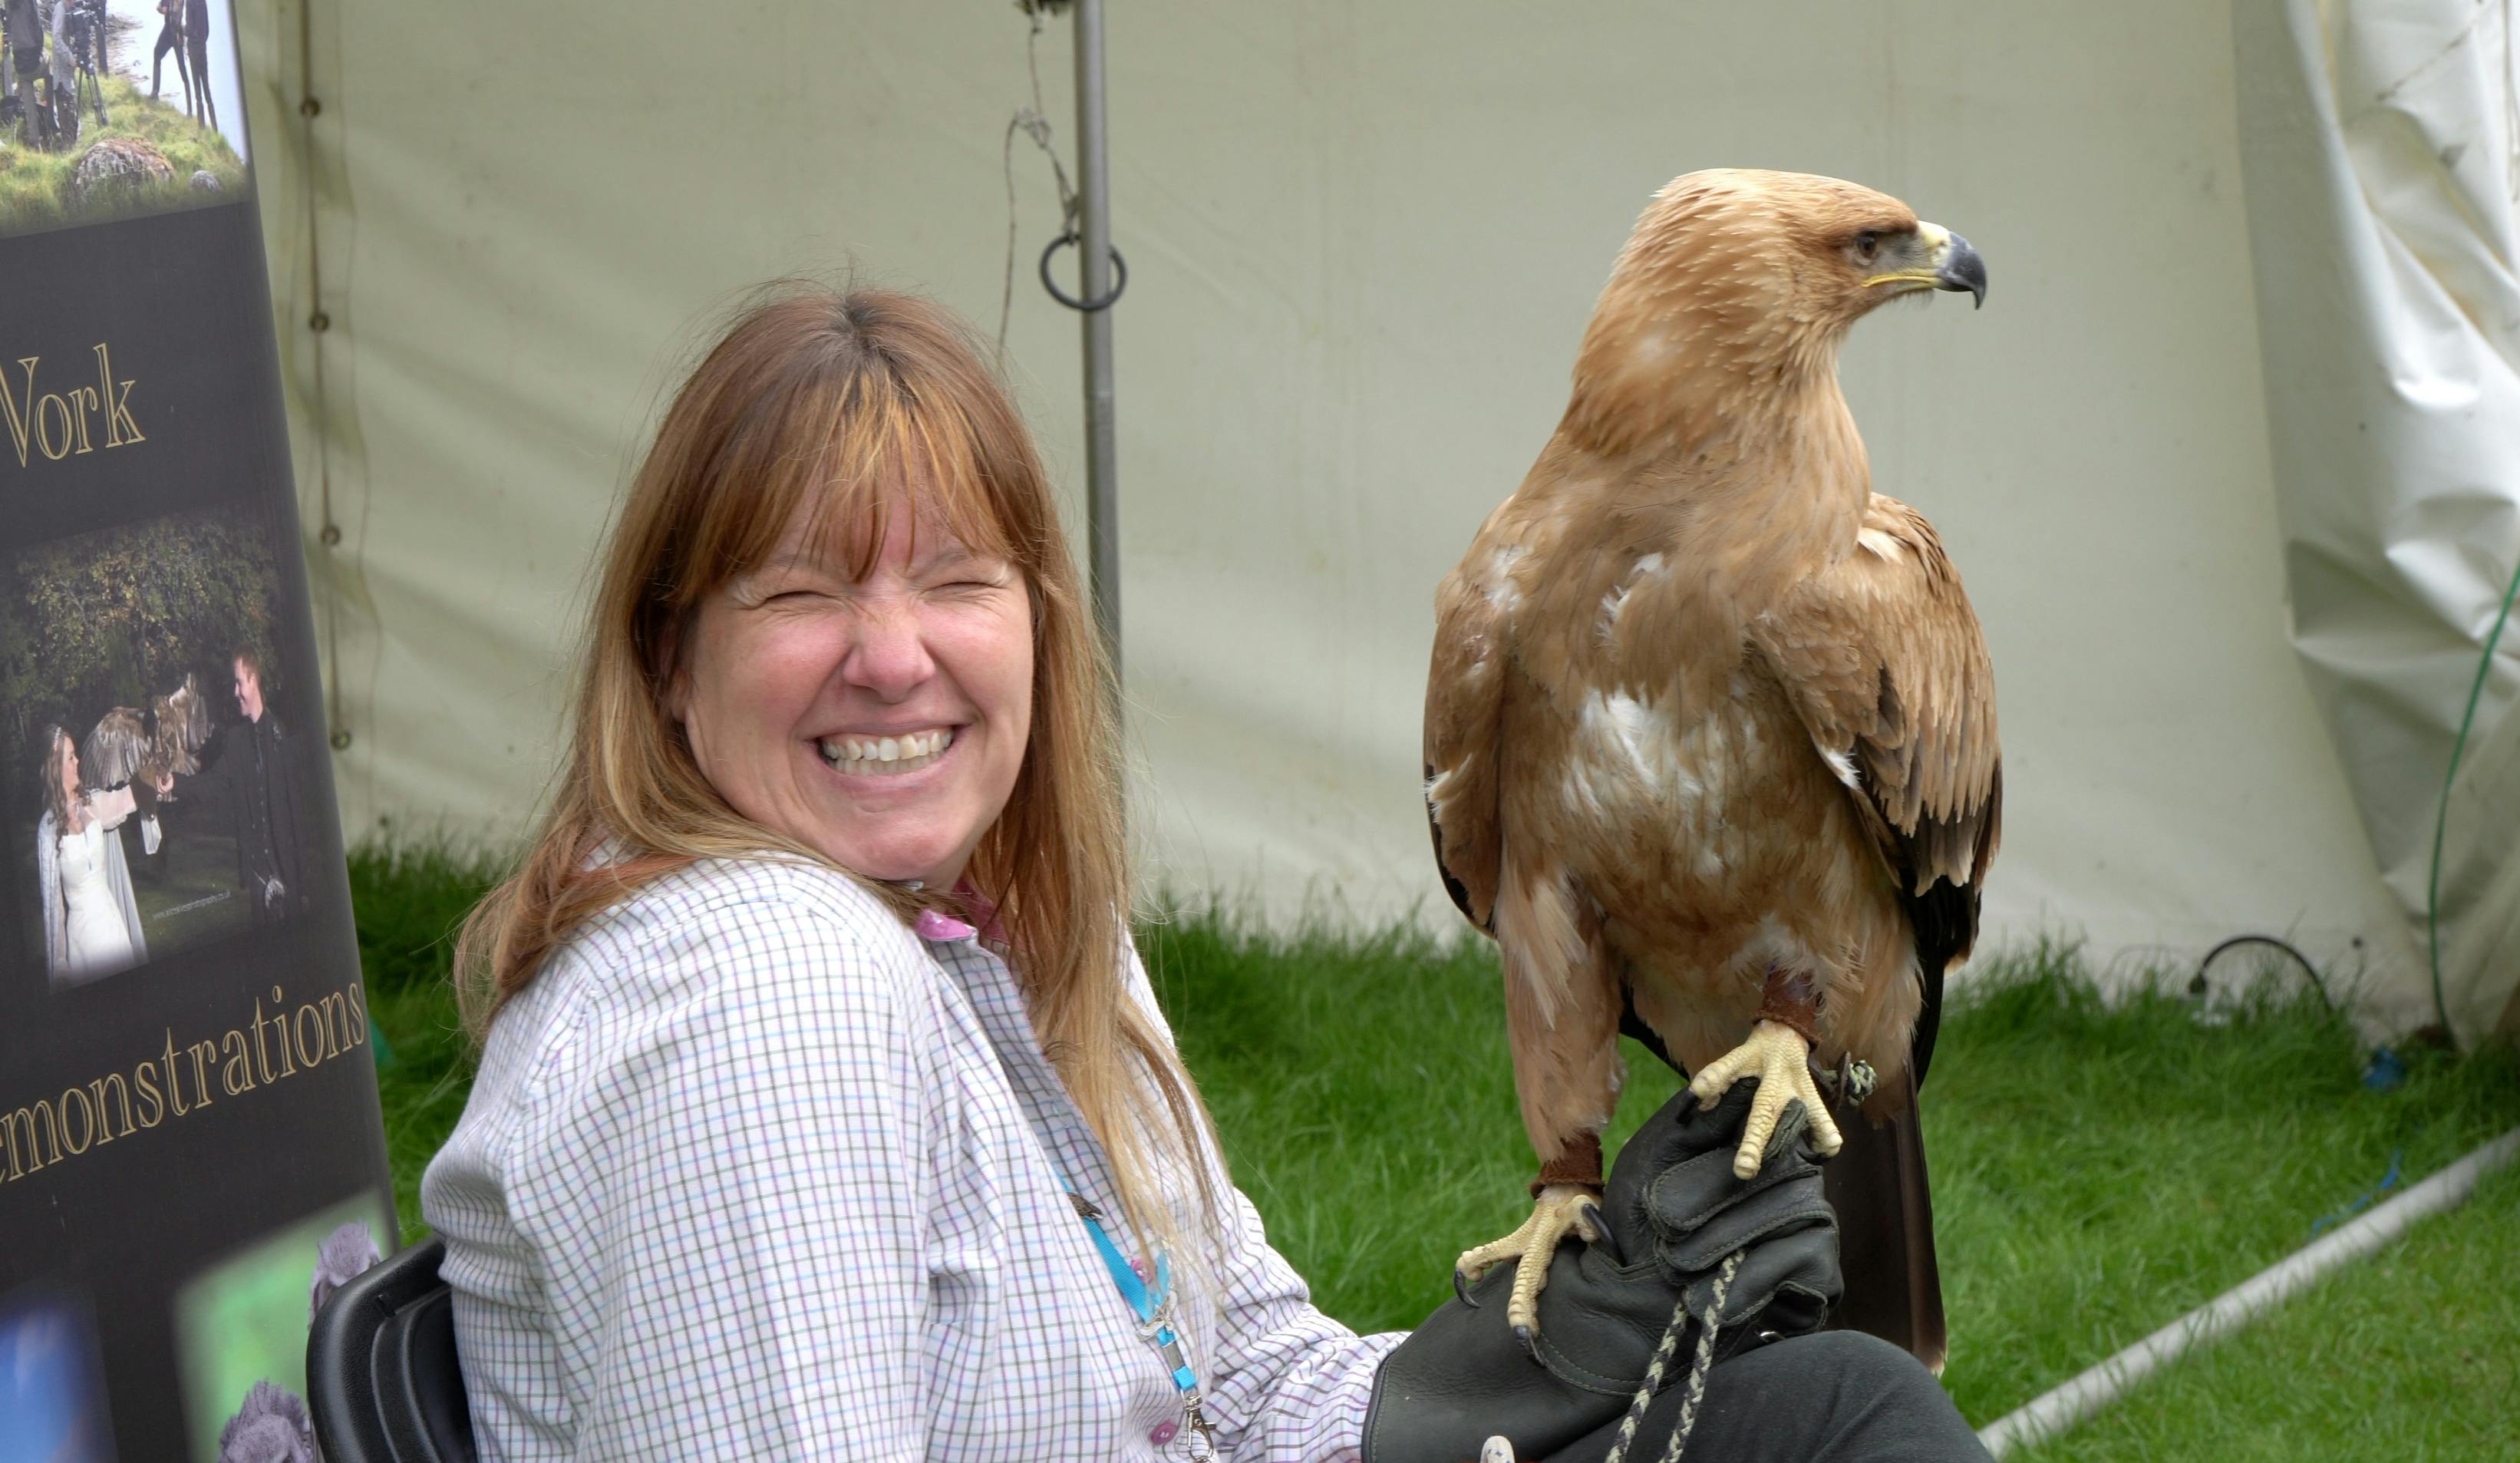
[421, 857, 1405, 1460]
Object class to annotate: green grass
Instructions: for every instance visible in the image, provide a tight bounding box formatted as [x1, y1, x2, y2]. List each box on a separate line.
[2011, 1163, 2520, 1463]
[0, 73, 247, 235]
[349, 850, 2520, 1452]
[1923, 946, 2520, 1428]
[348, 844, 497, 1247]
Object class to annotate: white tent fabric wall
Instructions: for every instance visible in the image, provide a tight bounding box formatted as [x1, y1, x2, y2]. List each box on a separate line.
[235, 1, 2433, 1016]
[2234, 0, 2520, 1045]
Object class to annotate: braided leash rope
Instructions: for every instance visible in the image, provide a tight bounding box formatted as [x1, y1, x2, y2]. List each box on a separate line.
[1601, 1250, 1742, 1463]
[1660, 1251, 1741, 1463]
[1600, 1287, 1688, 1461]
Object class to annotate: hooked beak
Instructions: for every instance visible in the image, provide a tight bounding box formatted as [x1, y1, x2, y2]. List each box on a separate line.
[1932, 228, 1987, 309]
[1865, 221, 1988, 309]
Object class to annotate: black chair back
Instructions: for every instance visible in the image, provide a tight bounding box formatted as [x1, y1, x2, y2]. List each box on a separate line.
[306, 1236, 478, 1463]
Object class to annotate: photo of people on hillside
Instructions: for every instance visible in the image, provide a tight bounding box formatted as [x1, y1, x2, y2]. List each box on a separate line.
[3, 505, 312, 987]
[1, 0, 249, 238]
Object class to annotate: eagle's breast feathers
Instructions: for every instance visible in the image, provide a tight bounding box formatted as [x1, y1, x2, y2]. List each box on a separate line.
[1425, 487, 2000, 1100]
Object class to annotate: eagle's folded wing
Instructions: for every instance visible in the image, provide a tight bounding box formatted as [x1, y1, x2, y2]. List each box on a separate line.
[1751, 494, 2001, 1084]
[1424, 530, 1520, 933]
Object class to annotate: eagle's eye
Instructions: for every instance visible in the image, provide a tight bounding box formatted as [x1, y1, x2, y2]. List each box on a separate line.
[1853, 231, 1882, 263]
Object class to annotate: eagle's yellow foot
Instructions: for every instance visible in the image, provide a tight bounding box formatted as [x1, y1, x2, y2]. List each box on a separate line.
[1687, 1018, 1845, 1178]
[1453, 1183, 1605, 1356]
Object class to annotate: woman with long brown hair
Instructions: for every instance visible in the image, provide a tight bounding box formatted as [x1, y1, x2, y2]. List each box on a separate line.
[417, 283, 1985, 1463]
[420, 284, 1407, 1458]
[36, 722, 153, 982]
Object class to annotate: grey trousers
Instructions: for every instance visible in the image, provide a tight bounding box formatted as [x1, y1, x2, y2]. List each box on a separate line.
[1544, 1332, 1993, 1463]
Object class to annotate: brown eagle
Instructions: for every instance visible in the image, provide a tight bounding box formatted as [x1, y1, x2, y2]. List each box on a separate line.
[1424, 170, 2000, 1366]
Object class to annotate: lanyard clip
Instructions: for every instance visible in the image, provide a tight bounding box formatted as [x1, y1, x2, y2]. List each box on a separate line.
[1182, 1397, 1218, 1458]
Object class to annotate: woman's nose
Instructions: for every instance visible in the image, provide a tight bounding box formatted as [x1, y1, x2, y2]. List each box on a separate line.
[841, 602, 935, 698]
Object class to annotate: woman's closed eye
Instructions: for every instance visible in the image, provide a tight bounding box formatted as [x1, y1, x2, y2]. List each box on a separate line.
[741, 576, 851, 607]
[914, 558, 1018, 596]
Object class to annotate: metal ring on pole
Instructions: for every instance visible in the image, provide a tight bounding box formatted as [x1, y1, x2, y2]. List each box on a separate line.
[1039, 231, 1128, 312]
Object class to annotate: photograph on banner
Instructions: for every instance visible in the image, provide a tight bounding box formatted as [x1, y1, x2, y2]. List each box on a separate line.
[2, 503, 315, 988]
[0, 1278, 117, 1463]
[1, 0, 249, 239]
[173, 1191, 386, 1463]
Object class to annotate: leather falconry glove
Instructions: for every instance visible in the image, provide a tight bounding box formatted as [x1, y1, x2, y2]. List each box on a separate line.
[1361, 1079, 1842, 1463]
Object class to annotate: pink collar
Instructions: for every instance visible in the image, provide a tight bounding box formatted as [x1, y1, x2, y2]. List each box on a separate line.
[913, 907, 977, 943]
[913, 877, 1007, 945]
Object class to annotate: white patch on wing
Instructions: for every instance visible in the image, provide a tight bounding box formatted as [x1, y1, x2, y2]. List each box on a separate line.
[1565, 691, 1656, 822]
[1857, 527, 1905, 560]
[1479, 544, 1532, 612]
[1568, 689, 1739, 823]
[1596, 553, 1669, 639]
[1595, 691, 1664, 773]
[1555, 685, 1810, 907]
[1820, 746, 1862, 790]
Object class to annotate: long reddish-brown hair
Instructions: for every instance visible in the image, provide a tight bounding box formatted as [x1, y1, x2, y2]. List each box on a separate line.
[38, 725, 79, 834]
[456, 283, 1222, 1272]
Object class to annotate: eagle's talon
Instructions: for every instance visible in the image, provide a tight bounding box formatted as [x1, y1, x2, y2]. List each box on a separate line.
[1453, 1267, 1479, 1307]
[1452, 1184, 1601, 1347]
[1688, 1019, 1845, 1177]
[1512, 1323, 1540, 1364]
[1581, 1200, 1621, 1264]
[1766, 1095, 1811, 1158]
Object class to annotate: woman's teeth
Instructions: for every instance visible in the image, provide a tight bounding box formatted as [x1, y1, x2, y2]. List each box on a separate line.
[817, 728, 955, 776]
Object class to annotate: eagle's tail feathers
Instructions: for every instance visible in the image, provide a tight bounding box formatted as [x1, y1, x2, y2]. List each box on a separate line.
[1819, 1065, 1945, 1372]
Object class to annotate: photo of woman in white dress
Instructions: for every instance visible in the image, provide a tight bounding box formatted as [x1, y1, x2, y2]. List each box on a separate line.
[35, 722, 160, 983]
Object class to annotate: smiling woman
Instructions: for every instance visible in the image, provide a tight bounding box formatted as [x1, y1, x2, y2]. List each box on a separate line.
[673, 487, 1036, 888]
[451, 285, 1123, 1044]
[415, 283, 1424, 1459]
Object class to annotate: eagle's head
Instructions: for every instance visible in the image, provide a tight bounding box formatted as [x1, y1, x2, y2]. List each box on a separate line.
[1629, 169, 1981, 325]
[1569, 170, 1983, 448]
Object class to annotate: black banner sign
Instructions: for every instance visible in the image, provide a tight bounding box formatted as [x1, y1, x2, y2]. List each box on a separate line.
[2, 4, 394, 1459]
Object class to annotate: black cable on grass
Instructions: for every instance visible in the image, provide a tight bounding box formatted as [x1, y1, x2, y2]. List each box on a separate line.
[2189, 934, 2329, 1008]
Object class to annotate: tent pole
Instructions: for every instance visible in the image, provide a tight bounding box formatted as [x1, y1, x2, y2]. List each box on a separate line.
[1073, 0, 1120, 682]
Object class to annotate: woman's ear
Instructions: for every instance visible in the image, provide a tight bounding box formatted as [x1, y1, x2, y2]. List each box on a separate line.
[665, 664, 696, 730]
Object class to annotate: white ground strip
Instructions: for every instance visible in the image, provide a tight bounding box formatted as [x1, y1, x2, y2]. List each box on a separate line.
[1977, 1125, 2520, 1457]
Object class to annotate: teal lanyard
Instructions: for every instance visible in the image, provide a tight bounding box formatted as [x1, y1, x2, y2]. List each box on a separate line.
[1059, 1175, 1215, 1452]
